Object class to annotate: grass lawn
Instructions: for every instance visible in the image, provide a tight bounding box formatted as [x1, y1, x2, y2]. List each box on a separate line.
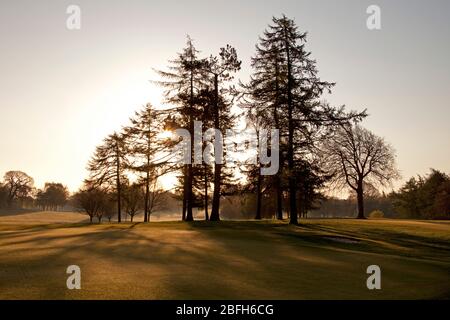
[0, 212, 449, 299]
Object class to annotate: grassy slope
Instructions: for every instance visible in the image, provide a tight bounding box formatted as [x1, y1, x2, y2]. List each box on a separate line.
[0, 213, 449, 299]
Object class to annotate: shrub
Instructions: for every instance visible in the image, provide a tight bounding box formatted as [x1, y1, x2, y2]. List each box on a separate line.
[369, 210, 384, 219]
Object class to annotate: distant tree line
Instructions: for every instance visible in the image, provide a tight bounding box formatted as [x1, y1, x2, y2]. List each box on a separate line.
[1, 168, 447, 220]
[391, 169, 450, 219]
[0, 170, 69, 211]
[311, 169, 450, 219]
[36, 183, 69, 211]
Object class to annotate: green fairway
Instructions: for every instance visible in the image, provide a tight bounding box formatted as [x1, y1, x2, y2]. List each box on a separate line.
[0, 213, 449, 299]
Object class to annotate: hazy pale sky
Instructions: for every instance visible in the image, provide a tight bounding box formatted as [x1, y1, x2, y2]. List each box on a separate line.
[0, 0, 449, 192]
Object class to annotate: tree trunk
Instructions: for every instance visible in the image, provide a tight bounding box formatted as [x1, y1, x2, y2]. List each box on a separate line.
[182, 197, 186, 221]
[185, 70, 195, 222]
[274, 50, 283, 221]
[284, 32, 298, 225]
[182, 165, 187, 221]
[275, 176, 283, 219]
[288, 179, 297, 224]
[210, 74, 221, 221]
[186, 165, 194, 221]
[117, 184, 121, 223]
[186, 138, 194, 221]
[116, 144, 122, 223]
[255, 172, 262, 220]
[144, 158, 150, 222]
[357, 181, 365, 219]
[204, 164, 209, 221]
[210, 163, 221, 221]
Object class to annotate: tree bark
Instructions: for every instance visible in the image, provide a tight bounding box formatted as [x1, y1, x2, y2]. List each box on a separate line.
[357, 180, 365, 219]
[186, 164, 194, 221]
[182, 165, 187, 221]
[210, 74, 221, 221]
[274, 49, 283, 220]
[204, 164, 209, 221]
[144, 169, 149, 223]
[275, 176, 283, 219]
[255, 171, 262, 220]
[116, 143, 122, 223]
[185, 69, 195, 222]
[210, 163, 221, 221]
[284, 30, 298, 225]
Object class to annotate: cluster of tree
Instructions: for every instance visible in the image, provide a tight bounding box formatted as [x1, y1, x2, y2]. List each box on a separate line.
[221, 182, 398, 220]
[239, 16, 377, 222]
[76, 31, 243, 223]
[0, 16, 406, 222]
[221, 192, 278, 219]
[35, 183, 69, 211]
[73, 103, 170, 223]
[74, 15, 405, 222]
[155, 38, 241, 222]
[391, 169, 450, 219]
[311, 169, 449, 220]
[0, 171, 71, 212]
[72, 188, 113, 223]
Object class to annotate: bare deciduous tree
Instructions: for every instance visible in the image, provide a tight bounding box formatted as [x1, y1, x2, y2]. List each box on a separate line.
[122, 183, 143, 222]
[322, 124, 400, 218]
[73, 187, 110, 223]
[2, 171, 34, 207]
[147, 178, 164, 220]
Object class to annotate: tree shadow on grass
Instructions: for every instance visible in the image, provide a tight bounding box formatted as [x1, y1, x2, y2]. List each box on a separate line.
[1, 221, 449, 299]
[298, 223, 450, 261]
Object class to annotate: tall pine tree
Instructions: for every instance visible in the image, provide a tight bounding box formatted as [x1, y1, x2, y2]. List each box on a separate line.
[86, 132, 128, 223]
[245, 15, 366, 224]
[155, 37, 208, 221]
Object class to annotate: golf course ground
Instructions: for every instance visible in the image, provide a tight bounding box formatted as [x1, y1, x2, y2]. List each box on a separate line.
[0, 211, 449, 299]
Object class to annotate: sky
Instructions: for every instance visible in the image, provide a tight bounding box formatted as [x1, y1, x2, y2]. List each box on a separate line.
[0, 0, 449, 192]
